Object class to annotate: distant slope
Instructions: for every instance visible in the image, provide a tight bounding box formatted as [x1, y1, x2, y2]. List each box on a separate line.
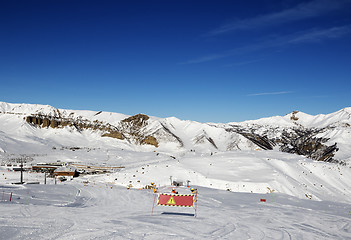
[0, 101, 350, 163]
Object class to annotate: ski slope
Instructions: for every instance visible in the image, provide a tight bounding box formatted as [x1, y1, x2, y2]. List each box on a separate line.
[1, 178, 351, 239]
[1, 101, 351, 239]
[1, 148, 351, 239]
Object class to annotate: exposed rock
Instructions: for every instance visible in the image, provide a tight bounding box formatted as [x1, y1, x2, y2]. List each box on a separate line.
[281, 134, 339, 163]
[290, 111, 299, 121]
[227, 125, 339, 162]
[157, 123, 184, 147]
[102, 131, 124, 140]
[193, 133, 218, 149]
[140, 136, 158, 147]
[25, 116, 32, 123]
[42, 118, 50, 128]
[24, 111, 341, 162]
[207, 137, 218, 149]
[121, 114, 149, 127]
[50, 120, 59, 128]
[119, 114, 160, 147]
[26, 115, 124, 141]
[228, 128, 275, 150]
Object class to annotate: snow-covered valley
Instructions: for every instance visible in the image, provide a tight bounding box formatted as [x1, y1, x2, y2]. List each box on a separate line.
[1, 181, 351, 239]
[1, 101, 351, 239]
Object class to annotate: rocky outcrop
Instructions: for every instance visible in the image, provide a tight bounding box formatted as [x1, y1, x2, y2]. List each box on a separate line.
[238, 132, 275, 150]
[193, 132, 218, 149]
[26, 115, 125, 140]
[226, 125, 340, 163]
[118, 114, 162, 147]
[121, 114, 149, 129]
[26, 113, 161, 147]
[279, 131, 339, 162]
[101, 131, 124, 140]
[290, 111, 299, 121]
[140, 136, 158, 147]
[24, 111, 342, 163]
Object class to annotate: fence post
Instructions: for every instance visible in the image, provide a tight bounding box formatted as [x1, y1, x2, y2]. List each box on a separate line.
[151, 193, 157, 215]
[194, 192, 197, 218]
[10, 192, 12, 202]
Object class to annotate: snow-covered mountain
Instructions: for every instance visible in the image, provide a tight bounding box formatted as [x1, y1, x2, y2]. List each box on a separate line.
[1, 101, 350, 163]
[1, 101, 351, 234]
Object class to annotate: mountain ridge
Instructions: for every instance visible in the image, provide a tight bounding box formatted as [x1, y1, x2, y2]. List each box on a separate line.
[0, 101, 350, 163]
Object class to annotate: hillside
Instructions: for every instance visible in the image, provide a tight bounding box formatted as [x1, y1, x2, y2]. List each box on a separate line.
[0, 101, 350, 163]
[1, 101, 351, 239]
[1, 179, 351, 239]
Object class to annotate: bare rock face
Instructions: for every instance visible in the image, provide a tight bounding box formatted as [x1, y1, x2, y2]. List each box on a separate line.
[42, 118, 50, 128]
[280, 133, 339, 163]
[50, 119, 59, 128]
[290, 111, 299, 121]
[140, 136, 159, 147]
[26, 116, 58, 128]
[121, 114, 149, 126]
[193, 132, 218, 149]
[26, 115, 125, 140]
[153, 124, 184, 148]
[118, 114, 160, 147]
[101, 131, 124, 140]
[226, 125, 340, 163]
[26, 113, 160, 146]
[24, 111, 341, 163]
[25, 116, 32, 124]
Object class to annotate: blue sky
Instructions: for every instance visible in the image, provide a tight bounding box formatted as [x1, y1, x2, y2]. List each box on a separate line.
[1, 0, 351, 123]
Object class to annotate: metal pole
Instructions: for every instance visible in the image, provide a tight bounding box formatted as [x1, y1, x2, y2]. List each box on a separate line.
[151, 193, 157, 216]
[194, 192, 198, 218]
[44, 173, 46, 184]
[20, 163, 23, 184]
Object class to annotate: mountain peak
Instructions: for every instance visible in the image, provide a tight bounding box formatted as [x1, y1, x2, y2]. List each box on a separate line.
[0, 101, 350, 163]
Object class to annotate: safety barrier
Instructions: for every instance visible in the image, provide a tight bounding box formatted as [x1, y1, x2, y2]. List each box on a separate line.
[151, 192, 198, 217]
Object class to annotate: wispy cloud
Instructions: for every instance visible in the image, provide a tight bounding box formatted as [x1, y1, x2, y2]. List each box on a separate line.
[180, 42, 270, 64]
[179, 53, 233, 64]
[208, 0, 351, 35]
[288, 25, 351, 43]
[181, 25, 351, 64]
[223, 59, 264, 67]
[247, 91, 292, 97]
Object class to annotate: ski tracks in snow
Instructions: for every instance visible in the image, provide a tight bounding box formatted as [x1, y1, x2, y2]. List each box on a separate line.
[1, 183, 351, 239]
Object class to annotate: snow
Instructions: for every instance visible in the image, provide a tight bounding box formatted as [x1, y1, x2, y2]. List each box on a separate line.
[226, 108, 351, 130]
[1, 173, 351, 239]
[1, 148, 351, 239]
[1, 101, 351, 239]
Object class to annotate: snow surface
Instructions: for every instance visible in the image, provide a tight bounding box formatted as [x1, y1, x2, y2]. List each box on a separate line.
[229, 108, 351, 129]
[1, 101, 351, 239]
[1, 169, 351, 239]
[1, 149, 351, 239]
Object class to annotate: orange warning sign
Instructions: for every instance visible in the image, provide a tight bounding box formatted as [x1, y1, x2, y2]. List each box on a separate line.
[157, 193, 194, 207]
